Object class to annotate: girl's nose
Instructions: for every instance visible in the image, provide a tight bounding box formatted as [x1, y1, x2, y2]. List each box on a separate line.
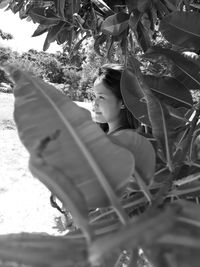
[92, 99, 99, 111]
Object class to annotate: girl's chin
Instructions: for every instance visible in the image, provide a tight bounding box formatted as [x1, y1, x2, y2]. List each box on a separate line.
[93, 114, 106, 124]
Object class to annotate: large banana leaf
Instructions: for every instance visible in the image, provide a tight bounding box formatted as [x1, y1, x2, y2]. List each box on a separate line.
[121, 68, 192, 125]
[121, 67, 148, 124]
[109, 130, 155, 184]
[145, 75, 193, 108]
[160, 11, 200, 50]
[122, 57, 184, 165]
[0, 204, 176, 267]
[90, 204, 177, 264]
[144, 46, 200, 90]
[0, 233, 90, 267]
[8, 66, 135, 210]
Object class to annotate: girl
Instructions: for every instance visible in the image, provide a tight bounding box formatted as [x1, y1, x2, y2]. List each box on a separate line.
[92, 63, 140, 135]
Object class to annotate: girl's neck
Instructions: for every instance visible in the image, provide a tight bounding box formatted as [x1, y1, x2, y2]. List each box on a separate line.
[107, 112, 130, 135]
[107, 122, 126, 135]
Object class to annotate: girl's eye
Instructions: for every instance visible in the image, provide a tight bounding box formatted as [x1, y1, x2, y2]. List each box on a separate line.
[99, 96, 105, 100]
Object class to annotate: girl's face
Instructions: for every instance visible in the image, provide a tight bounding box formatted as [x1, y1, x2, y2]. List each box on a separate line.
[93, 79, 122, 124]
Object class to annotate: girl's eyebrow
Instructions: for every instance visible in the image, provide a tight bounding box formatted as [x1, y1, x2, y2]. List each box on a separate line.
[96, 92, 106, 95]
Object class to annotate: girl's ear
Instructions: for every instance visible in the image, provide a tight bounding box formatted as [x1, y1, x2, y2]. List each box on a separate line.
[121, 102, 125, 109]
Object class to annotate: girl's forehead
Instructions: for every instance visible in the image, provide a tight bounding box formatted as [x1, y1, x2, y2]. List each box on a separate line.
[93, 79, 112, 95]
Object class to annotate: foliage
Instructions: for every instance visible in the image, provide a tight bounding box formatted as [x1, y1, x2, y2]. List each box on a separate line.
[79, 38, 106, 100]
[1, 0, 200, 267]
[0, 46, 94, 100]
[0, 29, 13, 40]
[0, 47, 14, 85]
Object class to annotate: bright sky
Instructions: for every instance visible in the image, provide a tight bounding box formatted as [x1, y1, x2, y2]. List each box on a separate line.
[0, 9, 62, 53]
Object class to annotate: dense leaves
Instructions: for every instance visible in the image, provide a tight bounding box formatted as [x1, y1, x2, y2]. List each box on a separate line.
[160, 11, 200, 50]
[101, 12, 130, 36]
[110, 130, 155, 184]
[144, 46, 200, 89]
[1, 0, 200, 55]
[121, 57, 193, 125]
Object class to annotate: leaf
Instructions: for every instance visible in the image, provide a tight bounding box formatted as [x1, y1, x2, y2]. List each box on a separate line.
[144, 75, 193, 109]
[0, 233, 89, 267]
[90, 205, 177, 265]
[172, 55, 200, 90]
[151, 245, 200, 267]
[173, 180, 200, 198]
[91, 0, 114, 17]
[0, 0, 11, 9]
[27, 8, 60, 26]
[136, 20, 152, 52]
[32, 24, 49, 37]
[126, 0, 152, 13]
[119, 29, 128, 56]
[106, 36, 114, 61]
[144, 46, 200, 89]
[146, 95, 174, 166]
[19, 5, 28, 20]
[158, 228, 200, 248]
[74, 0, 81, 13]
[57, 28, 72, 45]
[94, 33, 107, 56]
[138, 0, 152, 12]
[63, 0, 73, 22]
[68, 217, 121, 239]
[126, 0, 138, 12]
[56, 0, 66, 19]
[162, 0, 177, 11]
[9, 0, 24, 14]
[146, 7, 156, 31]
[8, 66, 135, 209]
[155, 0, 170, 16]
[109, 130, 156, 184]
[29, 155, 92, 241]
[121, 66, 149, 125]
[101, 12, 130, 36]
[43, 34, 50, 51]
[160, 11, 200, 50]
[178, 199, 200, 222]
[56, 22, 74, 45]
[73, 34, 88, 53]
[129, 10, 142, 31]
[121, 68, 191, 125]
[123, 57, 184, 166]
[43, 21, 66, 50]
[63, 0, 80, 23]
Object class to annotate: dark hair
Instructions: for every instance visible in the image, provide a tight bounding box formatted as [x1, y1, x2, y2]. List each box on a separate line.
[93, 63, 140, 131]
[94, 64, 123, 100]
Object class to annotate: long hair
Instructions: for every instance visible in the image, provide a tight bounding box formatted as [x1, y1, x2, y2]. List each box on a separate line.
[93, 63, 140, 132]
